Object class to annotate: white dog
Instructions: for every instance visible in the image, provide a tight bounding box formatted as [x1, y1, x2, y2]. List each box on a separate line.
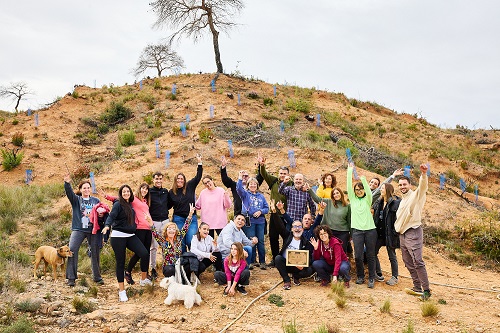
[159, 276, 202, 309]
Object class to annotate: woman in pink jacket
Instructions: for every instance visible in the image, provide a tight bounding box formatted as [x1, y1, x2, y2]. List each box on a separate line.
[103, 183, 152, 285]
[195, 175, 232, 238]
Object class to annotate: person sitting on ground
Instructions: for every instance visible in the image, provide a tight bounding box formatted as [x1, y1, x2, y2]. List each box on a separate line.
[146, 203, 195, 278]
[214, 242, 251, 296]
[217, 214, 258, 266]
[310, 225, 351, 288]
[270, 200, 314, 290]
[187, 222, 223, 278]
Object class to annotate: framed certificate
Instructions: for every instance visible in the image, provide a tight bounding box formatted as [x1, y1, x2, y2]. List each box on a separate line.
[285, 249, 309, 267]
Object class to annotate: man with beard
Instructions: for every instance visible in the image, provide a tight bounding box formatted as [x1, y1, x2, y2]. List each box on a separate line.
[394, 164, 431, 301]
[270, 201, 314, 290]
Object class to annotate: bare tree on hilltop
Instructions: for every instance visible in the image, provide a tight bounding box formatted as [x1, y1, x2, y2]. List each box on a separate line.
[150, 0, 244, 75]
[132, 43, 185, 78]
[0, 82, 33, 113]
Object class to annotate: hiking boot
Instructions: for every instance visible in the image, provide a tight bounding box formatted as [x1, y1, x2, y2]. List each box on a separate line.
[292, 277, 301, 286]
[248, 264, 255, 270]
[150, 268, 158, 280]
[283, 282, 291, 290]
[140, 278, 152, 286]
[320, 279, 330, 287]
[253, 262, 260, 268]
[236, 285, 247, 295]
[386, 276, 398, 286]
[375, 274, 385, 282]
[355, 277, 365, 285]
[124, 271, 135, 285]
[344, 281, 350, 288]
[260, 263, 267, 270]
[223, 288, 228, 296]
[419, 290, 431, 301]
[67, 279, 75, 287]
[119, 290, 128, 302]
[268, 260, 275, 268]
[94, 279, 104, 285]
[367, 279, 375, 288]
[313, 272, 321, 282]
[405, 287, 423, 296]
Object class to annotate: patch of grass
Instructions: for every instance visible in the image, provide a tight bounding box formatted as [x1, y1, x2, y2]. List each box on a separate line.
[313, 323, 340, 333]
[15, 299, 41, 313]
[100, 101, 132, 126]
[115, 143, 124, 158]
[437, 299, 447, 305]
[198, 128, 213, 144]
[261, 111, 279, 120]
[11, 132, 24, 147]
[78, 276, 89, 287]
[282, 319, 298, 333]
[1, 316, 35, 333]
[285, 98, 312, 114]
[87, 286, 98, 298]
[263, 97, 274, 106]
[118, 130, 136, 147]
[1, 148, 24, 171]
[285, 112, 300, 127]
[220, 304, 226, 309]
[329, 282, 345, 298]
[402, 320, 414, 333]
[147, 128, 162, 141]
[72, 296, 97, 314]
[267, 293, 284, 307]
[0, 304, 14, 325]
[247, 91, 259, 99]
[421, 301, 439, 317]
[380, 298, 391, 313]
[0, 216, 17, 235]
[334, 295, 347, 309]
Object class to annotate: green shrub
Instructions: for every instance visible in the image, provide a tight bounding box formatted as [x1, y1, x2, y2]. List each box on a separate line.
[0, 216, 17, 235]
[198, 128, 213, 144]
[15, 299, 41, 313]
[118, 130, 136, 147]
[267, 293, 284, 307]
[380, 298, 391, 313]
[285, 98, 312, 113]
[100, 101, 132, 125]
[11, 132, 24, 147]
[263, 97, 274, 106]
[247, 91, 259, 99]
[12, 119, 19, 125]
[147, 128, 162, 141]
[115, 143, 124, 157]
[421, 301, 439, 317]
[72, 296, 96, 314]
[1, 148, 24, 171]
[1, 316, 35, 333]
[286, 112, 300, 127]
[282, 319, 298, 333]
[153, 78, 162, 90]
[402, 320, 414, 333]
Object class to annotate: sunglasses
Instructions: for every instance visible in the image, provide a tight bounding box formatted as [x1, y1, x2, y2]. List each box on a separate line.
[292, 225, 303, 229]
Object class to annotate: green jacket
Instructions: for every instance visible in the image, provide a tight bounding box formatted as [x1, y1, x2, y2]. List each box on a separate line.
[259, 164, 292, 211]
[308, 189, 351, 232]
[347, 167, 375, 230]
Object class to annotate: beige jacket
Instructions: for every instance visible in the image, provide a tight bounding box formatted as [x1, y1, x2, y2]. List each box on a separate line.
[394, 174, 428, 234]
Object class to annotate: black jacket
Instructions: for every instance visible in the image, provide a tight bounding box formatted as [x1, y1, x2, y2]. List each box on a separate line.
[168, 164, 202, 218]
[105, 201, 136, 234]
[373, 196, 401, 248]
[149, 186, 169, 221]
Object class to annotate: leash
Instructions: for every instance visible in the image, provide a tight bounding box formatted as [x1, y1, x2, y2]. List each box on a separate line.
[218, 280, 282, 333]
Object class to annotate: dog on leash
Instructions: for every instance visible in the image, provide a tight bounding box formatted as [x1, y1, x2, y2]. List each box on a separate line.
[33, 245, 73, 280]
[159, 276, 202, 309]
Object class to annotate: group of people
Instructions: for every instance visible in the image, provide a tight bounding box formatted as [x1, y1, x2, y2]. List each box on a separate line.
[63, 153, 432, 302]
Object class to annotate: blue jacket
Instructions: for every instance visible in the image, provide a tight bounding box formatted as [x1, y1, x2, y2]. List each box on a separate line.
[236, 179, 269, 224]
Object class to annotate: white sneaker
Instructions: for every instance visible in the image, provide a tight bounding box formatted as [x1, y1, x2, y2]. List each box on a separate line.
[140, 278, 152, 286]
[119, 290, 128, 302]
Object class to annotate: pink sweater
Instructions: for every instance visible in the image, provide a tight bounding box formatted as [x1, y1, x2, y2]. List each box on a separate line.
[195, 187, 231, 230]
[105, 195, 150, 230]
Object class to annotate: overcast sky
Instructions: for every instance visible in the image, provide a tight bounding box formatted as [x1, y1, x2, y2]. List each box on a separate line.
[1, 0, 499, 129]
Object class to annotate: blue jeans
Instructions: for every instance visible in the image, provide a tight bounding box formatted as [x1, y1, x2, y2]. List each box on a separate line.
[312, 257, 351, 282]
[243, 222, 266, 264]
[243, 246, 253, 266]
[352, 228, 377, 280]
[173, 214, 198, 253]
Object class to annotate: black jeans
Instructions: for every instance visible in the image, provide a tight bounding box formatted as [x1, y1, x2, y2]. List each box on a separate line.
[126, 229, 152, 273]
[269, 215, 288, 259]
[351, 228, 377, 280]
[274, 254, 313, 283]
[184, 252, 223, 277]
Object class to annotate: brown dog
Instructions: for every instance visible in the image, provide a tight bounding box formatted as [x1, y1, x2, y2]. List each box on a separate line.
[33, 245, 73, 280]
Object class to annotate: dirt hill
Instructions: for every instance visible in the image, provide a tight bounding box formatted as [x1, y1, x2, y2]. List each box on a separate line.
[1, 74, 499, 333]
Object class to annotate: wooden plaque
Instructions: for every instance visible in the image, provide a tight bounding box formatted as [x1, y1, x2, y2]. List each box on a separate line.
[285, 249, 309, 267]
